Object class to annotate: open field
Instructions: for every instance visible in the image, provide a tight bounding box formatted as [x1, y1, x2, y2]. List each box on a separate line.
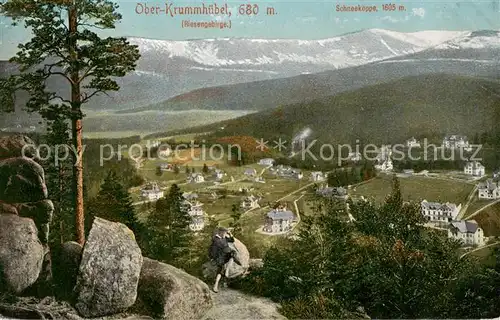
[141, 132, 213, 144]
[84, 110, 252, 134]
[464, 198, 497, 218]
[83, 131, 154, 139]
[350, 174, 473, 204]
[472, 202, 500, 237]
[150, 148, 227, 167]
[468, 242, 500, 266]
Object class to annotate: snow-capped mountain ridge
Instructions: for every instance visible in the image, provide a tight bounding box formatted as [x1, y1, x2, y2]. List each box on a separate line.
[22, 28, 492, 112]
[435, 30, 500, 49]
[129, 29, 468, 70]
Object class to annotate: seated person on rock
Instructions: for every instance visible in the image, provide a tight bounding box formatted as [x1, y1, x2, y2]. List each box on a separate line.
[209, 227, 240, 292]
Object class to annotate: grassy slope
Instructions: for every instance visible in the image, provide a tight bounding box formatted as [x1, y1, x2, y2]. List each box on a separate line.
[169, 74, 500, 145]
[350, 174, 473, 204]
[473, 202, 500, 236]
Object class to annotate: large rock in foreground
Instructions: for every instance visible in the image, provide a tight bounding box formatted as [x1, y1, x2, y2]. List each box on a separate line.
[74, 218, 143, 318]
[53, 241, 83, 301]
[202, 288, 286, 320]
[135, 257, 213, 320]
[0, 214, 44, 294]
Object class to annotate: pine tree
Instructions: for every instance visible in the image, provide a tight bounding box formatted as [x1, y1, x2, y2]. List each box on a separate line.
[185, 165, 190, 174]
[143, 184, 193, 265]
[230, 203, 243, 234]
[253, 176, 471, 319]
[87, 170, 140, 233]
[156, 165, 163, 176]
[44, 117, 74, 245]
[0, 0, 141, 244]
[202, 163, 209, 174]
[174, 165, 180, 175]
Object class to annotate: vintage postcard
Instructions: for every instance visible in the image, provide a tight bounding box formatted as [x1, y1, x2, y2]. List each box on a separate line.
[0, 0, 500, 319]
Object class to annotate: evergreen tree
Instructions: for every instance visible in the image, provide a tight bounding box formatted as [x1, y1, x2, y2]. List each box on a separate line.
[173, 165, 180, 175]
[143, 184, 193, 265]
[202, 163, 209, 174]
[156, 165, 163, 176]
[44, 117, 74, 245]
[0, 0, 141, 244]
[248, 176, 473, 319]
[230, 203, 243, 234]
[185, 165, 190, 174]
[191, 166, 196, 173]
[87, 170, 139, 233]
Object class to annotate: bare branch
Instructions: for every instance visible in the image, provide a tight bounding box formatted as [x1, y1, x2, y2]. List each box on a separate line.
[44, 63, 73, 84]
[81, 89, 106, 103]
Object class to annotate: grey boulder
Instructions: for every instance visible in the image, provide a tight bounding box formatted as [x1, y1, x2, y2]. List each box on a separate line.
[0, 134, 37, 160]
[135, 257, 213, 320]
[53, 241, 83, 300]
[0, 214, 44, 294]
[74, 218, 143, 318]
[0, 157, 47, 203]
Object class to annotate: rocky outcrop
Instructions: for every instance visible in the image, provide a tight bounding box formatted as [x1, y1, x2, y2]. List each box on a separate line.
[0, 135, 283, 319]
[0, 214, 44, 294]
[135, 257, 213, 319]
[202, 288, 286, 320]
[52, 241, 83, 300]
[74, 217, 143, 318]
[0, 135, 37, 159]
[0, 135, 53, 296]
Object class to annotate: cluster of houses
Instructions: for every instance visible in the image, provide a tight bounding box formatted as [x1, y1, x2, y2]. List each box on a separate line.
[406, 137, 421, 148]
[316, 184, 348, 200]
[258, 158, 275, 166]
[347, 152, 362, 162]
[464, 161, 485, 177]
[241, 195, 261, 210]
[263, 203, 296, 234]
[442, 135, 472, 151]
[140, 182, 164, 201]
[405, 134, 472, 151]
[421, 200, 486, 247]
[310, 171, 326, 182]
[269, 165, 303, 180]
[375, 146, 394, 172]
[182, 192, 206, 232]
[478, 179, 500, 199]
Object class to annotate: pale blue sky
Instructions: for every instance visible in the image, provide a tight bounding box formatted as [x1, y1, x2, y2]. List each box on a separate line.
[1, 0, 499, 59]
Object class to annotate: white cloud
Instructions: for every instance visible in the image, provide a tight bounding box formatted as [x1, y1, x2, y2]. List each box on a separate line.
[354, 18, 360, 22]
[380, 16, 399, 23]
[335, 17, 341, 24]
[379, 15, 410, 23]
[412, 7, 426, 18]
[297, 16, 317, 23]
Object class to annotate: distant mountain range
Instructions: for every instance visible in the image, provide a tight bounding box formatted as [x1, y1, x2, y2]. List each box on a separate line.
[1, 29, 499, 133]
[0, 28, 469, 111]
[173, 73, 500, 145]
[88, 29, 473, 110]
[118, 30, 500, 114]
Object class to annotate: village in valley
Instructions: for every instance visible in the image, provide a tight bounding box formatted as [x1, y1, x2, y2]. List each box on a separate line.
[130, 133, 500, 255]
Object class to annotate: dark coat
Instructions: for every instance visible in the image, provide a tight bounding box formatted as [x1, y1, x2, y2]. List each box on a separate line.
[209, 234, 235, 266]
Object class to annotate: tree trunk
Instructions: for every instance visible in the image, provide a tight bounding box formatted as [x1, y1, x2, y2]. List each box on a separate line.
[69, 5, 85, 245]
[58, 165, 64, 244]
